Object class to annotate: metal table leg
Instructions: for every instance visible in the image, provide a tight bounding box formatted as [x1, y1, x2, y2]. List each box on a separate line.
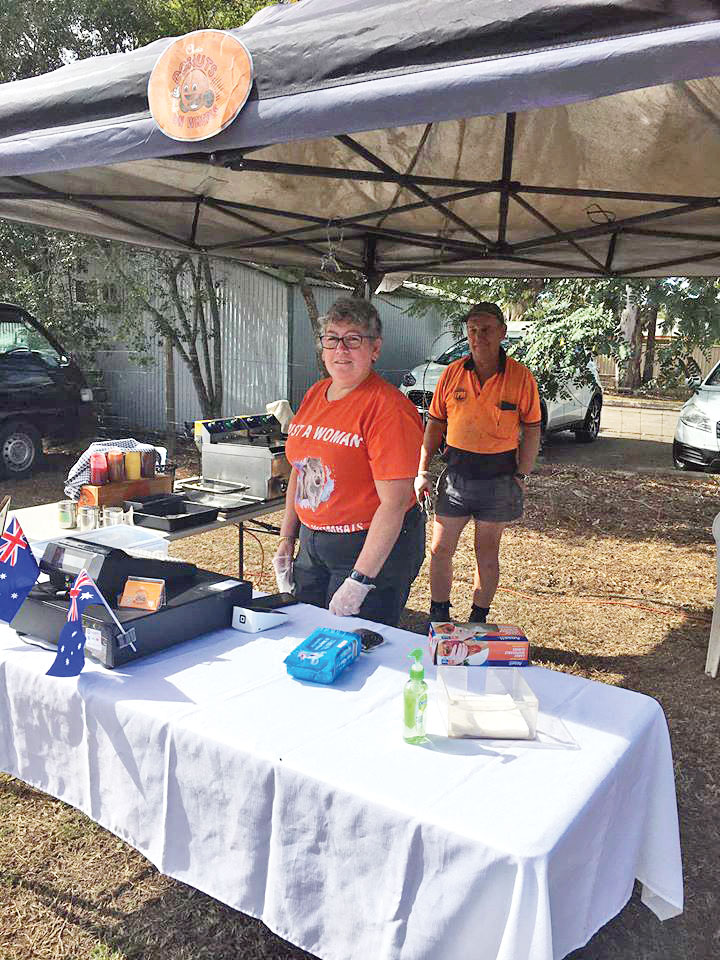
[237, 521, 244, 580]
[233, 517, 280, 583]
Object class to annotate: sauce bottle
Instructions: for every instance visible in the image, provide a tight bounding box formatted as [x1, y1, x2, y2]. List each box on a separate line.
[140, 448, 156, 478]
[124, 450, 141, 480]
[106, 448, 125, 482]
[89, 452, 108, 485]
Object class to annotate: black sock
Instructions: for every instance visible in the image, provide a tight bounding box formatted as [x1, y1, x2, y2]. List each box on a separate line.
[429, 600, 451, 619]
[469, 604, 489, 623]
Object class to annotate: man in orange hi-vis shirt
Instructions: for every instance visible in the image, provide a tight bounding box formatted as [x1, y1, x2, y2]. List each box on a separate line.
[414, 303, 542, 625]
[275, 298, 425, 627]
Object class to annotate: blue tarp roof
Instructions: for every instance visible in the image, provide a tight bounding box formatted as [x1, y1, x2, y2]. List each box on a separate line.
[1, 0, 720, 278]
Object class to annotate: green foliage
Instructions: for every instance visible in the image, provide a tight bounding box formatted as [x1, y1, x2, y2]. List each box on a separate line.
[510, 304, 619, 401]
[0, 1, 272, 82]
[0, 0, 273, 396]
[88, 944, 127, 960]
[0, 1, 158, 81]
[145, 1, 271, 37]
[0, 224, 151, 370]
[406, 277, 544, 337]
[413, 274, 720, 397]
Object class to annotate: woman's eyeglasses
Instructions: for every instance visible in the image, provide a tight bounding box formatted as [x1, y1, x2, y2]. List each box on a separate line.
[319, 334, 375, 350]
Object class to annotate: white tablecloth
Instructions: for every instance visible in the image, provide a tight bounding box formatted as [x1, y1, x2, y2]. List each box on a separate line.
[0, 605, 682, 960]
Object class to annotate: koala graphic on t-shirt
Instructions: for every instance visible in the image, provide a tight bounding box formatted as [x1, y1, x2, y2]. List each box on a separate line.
[295, 457, 334, 510]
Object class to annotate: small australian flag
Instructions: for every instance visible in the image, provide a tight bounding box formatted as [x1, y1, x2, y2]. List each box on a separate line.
[0, 516, 40, 623]
[46, 569, 106, 678]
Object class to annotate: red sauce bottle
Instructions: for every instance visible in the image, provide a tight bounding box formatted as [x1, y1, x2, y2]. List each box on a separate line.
[89, 452, 109, 485]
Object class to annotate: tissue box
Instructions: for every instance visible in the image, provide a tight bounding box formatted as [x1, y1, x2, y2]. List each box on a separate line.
[429, 621, 529, 666]
[438, 666, 538, 739]
[284, 627, 361, 684]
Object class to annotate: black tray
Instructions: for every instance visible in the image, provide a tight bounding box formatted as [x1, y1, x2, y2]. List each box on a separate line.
[123, 493, 180, 510]
[123, 496, 219, 531]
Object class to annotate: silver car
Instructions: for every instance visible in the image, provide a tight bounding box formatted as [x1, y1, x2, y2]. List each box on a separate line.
[398, 336, 603, 442]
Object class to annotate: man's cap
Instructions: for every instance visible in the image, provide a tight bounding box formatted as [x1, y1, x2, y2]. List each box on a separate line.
[463, 302, 505, 325]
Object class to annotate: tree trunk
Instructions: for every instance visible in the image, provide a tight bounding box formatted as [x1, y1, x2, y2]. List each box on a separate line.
[299, 278, 327, 375]
[201, 254, 223, 415]
[352, 272, 369, 299]
[642, 305, 658, 383]
[299, 279, 321, 336]
[618, 287, 643, 389]
[164, 335, 176, 460]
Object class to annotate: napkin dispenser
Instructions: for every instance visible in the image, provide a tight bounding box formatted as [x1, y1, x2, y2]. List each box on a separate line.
[437, 666, 538, 740]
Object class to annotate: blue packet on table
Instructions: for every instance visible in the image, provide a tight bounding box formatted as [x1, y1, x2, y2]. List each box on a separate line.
[284, 627, 361, 684]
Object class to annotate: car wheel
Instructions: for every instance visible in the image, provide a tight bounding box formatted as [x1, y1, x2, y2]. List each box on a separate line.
[0, 420, 42, 479]
[574, 395, 602, 443]
[672, 439, 703, 472]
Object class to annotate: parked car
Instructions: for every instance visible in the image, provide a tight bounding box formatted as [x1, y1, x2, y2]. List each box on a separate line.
[399, 336, 603, 442]
[673, 363, 720, 471]
[0, 303, 95, 478]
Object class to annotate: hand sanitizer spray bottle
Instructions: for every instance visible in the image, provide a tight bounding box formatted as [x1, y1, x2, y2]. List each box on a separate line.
[403, 648, 428, 743]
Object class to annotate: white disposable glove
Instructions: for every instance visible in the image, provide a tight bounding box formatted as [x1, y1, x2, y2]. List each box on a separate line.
[272, 538, 296, 593]
[414, 472, 432, 504]
[328, 577, 374, 618]
[272, 554, 294, 593]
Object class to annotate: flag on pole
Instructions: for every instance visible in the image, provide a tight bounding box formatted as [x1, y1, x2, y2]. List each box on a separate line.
[46, 569, 112, 677]
[0, 495, 9, 537]
[0, 516, 40, 623]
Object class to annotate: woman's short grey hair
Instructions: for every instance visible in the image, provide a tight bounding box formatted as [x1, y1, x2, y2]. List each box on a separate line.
[321, 297, 382, 338]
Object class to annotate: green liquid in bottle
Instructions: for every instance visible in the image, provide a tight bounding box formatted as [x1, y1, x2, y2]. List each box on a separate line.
[403, 682, 428, 743]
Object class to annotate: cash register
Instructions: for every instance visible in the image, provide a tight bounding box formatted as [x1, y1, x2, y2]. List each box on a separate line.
[11, 537, 252, 668]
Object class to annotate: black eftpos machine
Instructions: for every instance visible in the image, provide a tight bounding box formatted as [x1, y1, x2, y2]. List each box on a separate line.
[11, 538, 252, 668]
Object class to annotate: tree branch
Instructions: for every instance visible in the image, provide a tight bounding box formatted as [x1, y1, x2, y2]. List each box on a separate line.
[201, 254, 223, 414]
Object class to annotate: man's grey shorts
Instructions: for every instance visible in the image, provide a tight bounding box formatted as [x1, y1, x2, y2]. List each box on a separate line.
[435, 469, 523, 522]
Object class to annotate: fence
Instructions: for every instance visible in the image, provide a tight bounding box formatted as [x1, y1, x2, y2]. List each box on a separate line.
[596, 342, 720, 386]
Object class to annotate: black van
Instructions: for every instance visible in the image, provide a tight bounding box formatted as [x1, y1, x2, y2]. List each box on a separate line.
[0, 303, 96, 478]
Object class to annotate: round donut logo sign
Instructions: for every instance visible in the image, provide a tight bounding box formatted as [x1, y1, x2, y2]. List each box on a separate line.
[148, 30, 253, 141]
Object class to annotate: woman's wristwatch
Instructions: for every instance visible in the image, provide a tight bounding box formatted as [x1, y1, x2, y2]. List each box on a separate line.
[514, 471, 527, 481]
[350, 569, 375, 586]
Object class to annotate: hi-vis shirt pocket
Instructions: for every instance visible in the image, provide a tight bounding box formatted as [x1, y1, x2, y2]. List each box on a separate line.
[493, 405, 519, 440]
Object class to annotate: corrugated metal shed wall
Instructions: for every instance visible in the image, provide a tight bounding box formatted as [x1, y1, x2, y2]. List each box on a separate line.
[290, 285, 454, 408]
[96, 260, 289, 433]
[95, 259, 453, 432]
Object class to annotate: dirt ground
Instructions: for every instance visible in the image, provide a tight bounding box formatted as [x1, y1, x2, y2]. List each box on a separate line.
[542, 430, 675, 472]
[1, 431, 718, 960]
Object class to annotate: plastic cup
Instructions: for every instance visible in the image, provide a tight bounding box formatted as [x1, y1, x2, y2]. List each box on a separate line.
[103, 506, 124, 527]
[57, 500, 76, 529]
[77, 505, 99, 532]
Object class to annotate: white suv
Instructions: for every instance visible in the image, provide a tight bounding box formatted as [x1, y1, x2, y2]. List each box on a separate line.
[399, 337, 603, 442]
[673, 363, 720, 471]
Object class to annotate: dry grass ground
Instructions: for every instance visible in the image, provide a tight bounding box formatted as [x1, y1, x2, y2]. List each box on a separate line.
[1, 438, 718, 959]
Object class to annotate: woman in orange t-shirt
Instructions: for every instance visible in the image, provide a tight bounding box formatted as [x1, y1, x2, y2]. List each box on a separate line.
[273, 297, 425, 627]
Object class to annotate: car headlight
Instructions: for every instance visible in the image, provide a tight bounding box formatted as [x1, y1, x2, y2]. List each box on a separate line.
[401, 373, 416, 386]
[680, 406, 711, 432]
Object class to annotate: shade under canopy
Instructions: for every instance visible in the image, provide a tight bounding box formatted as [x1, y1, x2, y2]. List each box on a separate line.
[2, 0, 720, 278]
